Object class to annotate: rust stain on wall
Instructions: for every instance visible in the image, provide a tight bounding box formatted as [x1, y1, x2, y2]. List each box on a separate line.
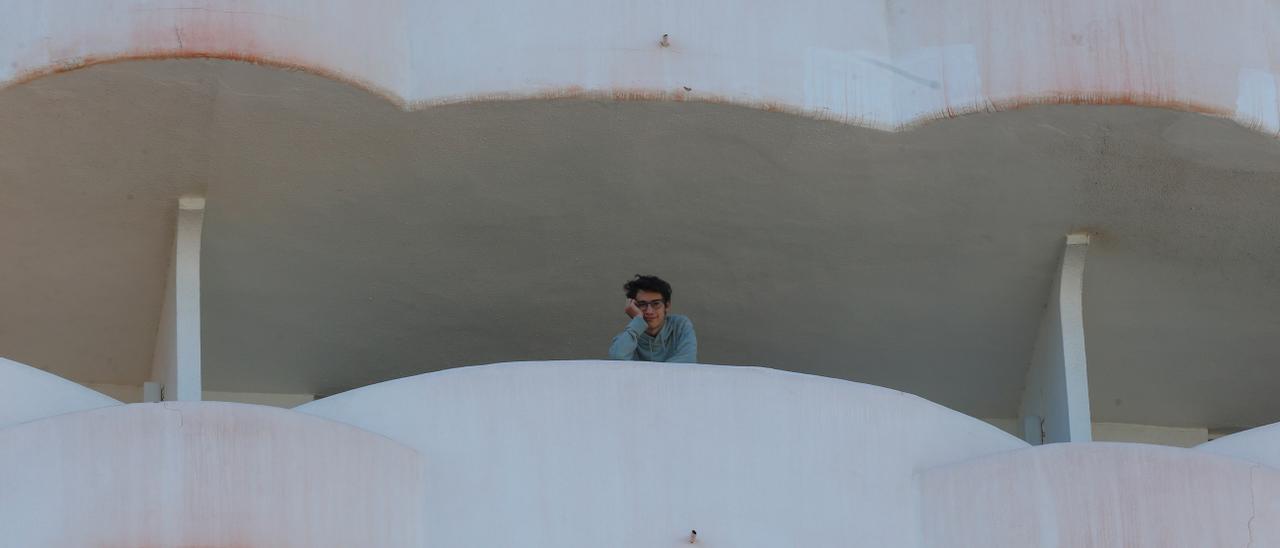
[0, 54, 1250, 136]
[905, 92, 1236, 132]
[4, 51, 407, 110]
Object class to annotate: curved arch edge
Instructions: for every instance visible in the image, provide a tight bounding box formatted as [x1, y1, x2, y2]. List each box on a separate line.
[0, 356, 121, 430]
[0, 53, 1264, 138]
[5, 0, 1279, 138]
[1197, 422, 1280, 469]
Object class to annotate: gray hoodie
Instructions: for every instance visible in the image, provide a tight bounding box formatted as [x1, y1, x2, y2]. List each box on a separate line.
[608, 314, 697, 363]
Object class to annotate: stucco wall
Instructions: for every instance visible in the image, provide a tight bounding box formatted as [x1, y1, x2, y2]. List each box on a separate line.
[4, 0, 1280, 132]
[0, 401, 425, 547]
[296, 360, 1027, 548]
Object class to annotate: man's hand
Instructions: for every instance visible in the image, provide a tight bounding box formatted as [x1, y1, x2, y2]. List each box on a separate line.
[624, 298, 641, 318]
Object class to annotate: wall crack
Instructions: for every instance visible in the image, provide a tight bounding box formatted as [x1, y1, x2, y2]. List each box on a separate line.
[1247, 463, 1258, 548]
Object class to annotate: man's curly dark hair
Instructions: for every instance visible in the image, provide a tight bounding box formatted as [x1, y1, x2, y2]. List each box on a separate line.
[623, 274, 672, 303]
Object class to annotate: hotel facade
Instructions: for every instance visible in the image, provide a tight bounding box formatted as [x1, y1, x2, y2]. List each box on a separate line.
[3, 1, 1280, 545]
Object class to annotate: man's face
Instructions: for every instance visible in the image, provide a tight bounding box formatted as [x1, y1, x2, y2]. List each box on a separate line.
[633, 290, 668, 331]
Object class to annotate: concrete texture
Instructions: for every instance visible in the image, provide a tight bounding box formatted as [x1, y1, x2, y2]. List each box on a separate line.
[1090, 422, 1208, 448]
[921, 442, 1280, 547]
[2, 59, 1280, 427]
[83, 382, 144, 404]
[986, 418, 1210, 448]
[0, 357, 120, 429]
[83, 382, 315, 407]
[0, 401, 425, 547]
[296, 360, 1027, 548]
[1090, 422, 1207, 448]
[201, 389, 314, 407]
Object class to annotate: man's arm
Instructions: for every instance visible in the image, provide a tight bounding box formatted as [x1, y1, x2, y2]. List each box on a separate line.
[608, 316, 649, 360]
[668, 317, 697, 363]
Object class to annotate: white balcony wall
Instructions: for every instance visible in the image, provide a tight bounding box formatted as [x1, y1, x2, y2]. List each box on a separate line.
[1197, 423, 1280, 469]
[4, 361, 1280, 545]
[295, 360, 1027, 548]
[921, 442, 1280, 547]
[0, 401, 425, 548]
[3, 1, 1280, 132]
[0, 357, 119, 429]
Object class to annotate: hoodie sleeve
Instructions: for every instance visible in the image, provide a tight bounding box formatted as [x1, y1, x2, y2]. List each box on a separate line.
[608, 316, 649, 360]
[668, 316, 698, 363]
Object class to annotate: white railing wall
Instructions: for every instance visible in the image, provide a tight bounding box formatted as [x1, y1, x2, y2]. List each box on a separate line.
[0, 401, 424, 547]
[295, 361, 1027, 548]
[3, 359, 1280, 546]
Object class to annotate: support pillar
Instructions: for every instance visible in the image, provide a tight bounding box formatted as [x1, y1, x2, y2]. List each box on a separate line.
[150, 196, 204, 401]
[1019, 233, 1092, 444]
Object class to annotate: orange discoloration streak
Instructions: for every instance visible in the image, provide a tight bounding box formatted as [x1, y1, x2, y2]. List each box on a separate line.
[0, 57, 1243, 135]
[5, 51, 406, 110]
[7, 9, 403, 109]
[902, 92, 1234, 132]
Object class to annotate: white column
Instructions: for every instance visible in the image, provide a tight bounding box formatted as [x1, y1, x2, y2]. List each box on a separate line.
[1018, 233, 1092, 444]
[150, 196, 204, 401]
[141, 381, 162, 403]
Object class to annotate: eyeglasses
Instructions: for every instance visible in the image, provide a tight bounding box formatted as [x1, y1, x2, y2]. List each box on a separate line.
[634, 299, 666, 310]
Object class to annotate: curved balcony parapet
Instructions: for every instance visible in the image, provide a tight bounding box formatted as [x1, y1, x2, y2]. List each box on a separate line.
[0, 356, 119, 429]
[1197, 422, 1280, 469]
[296, 360, 1027, 548]
[0, 401, 426, 547]
[921, 442, 1280, 547]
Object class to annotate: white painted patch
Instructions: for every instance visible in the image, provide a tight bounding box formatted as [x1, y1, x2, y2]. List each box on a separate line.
[803, 48, 897, 124]
[1236, 68, 1280, 134]
[178, 194, 205, 210]
[805, 44, 983, 127]
[893, 44, 982, 123]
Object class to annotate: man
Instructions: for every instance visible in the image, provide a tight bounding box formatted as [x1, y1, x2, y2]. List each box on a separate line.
[608, 274, 697, 363]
